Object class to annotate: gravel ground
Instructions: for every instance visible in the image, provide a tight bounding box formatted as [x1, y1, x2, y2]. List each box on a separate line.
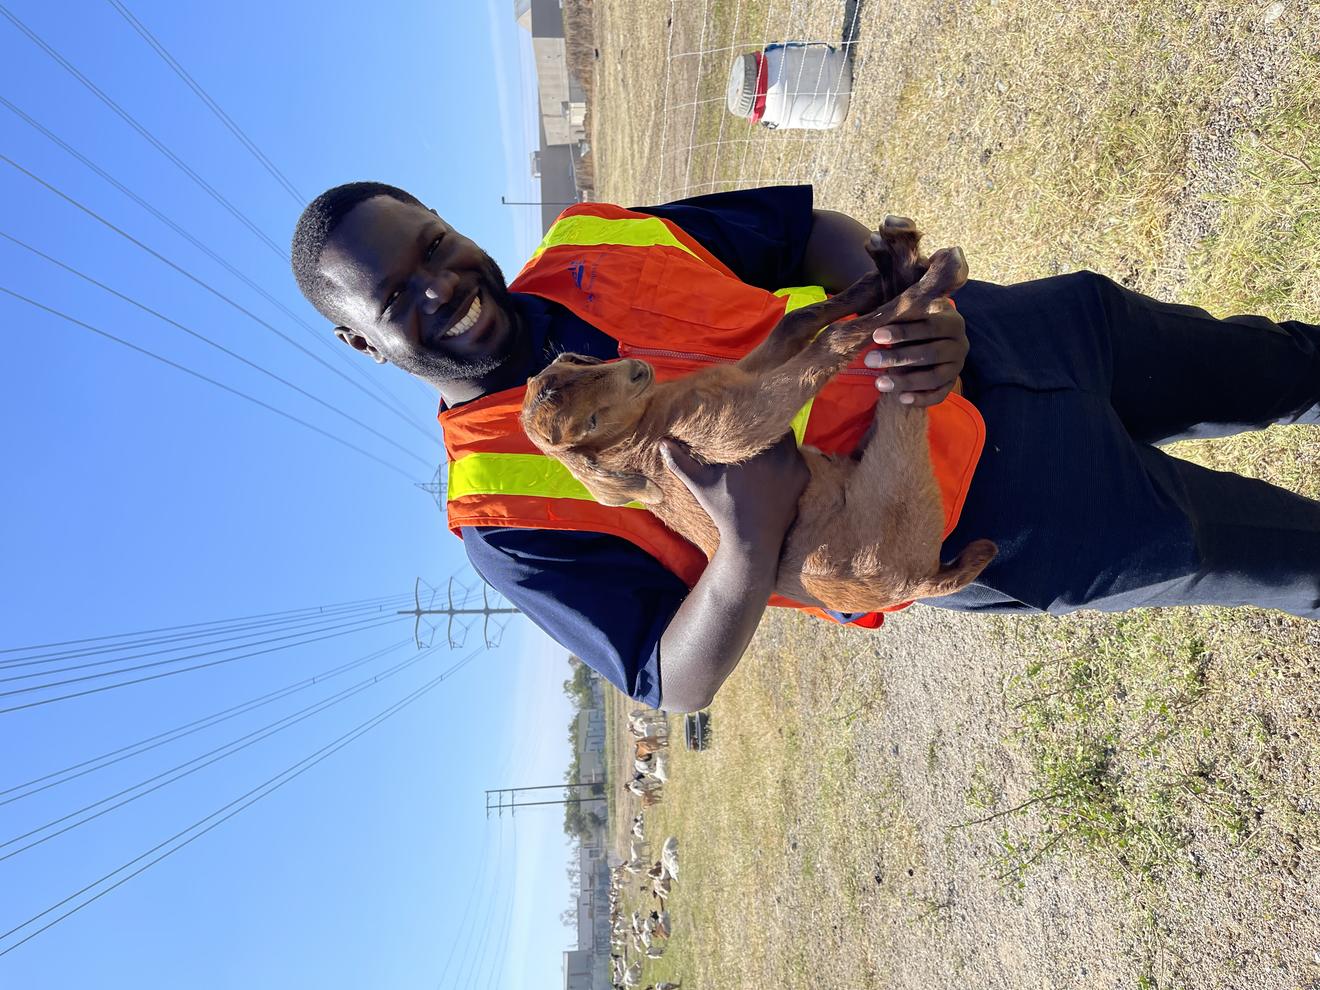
[590, 2, 1320, 986]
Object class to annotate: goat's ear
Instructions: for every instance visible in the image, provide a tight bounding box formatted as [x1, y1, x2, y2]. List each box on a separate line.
[559, 450, 662, 506]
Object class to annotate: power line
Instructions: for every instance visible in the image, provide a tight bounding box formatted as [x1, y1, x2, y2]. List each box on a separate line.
[0, 635, 415, 808]
[105, 0, 305, 203]
[0, 287, 420, 483]
[0, 612, 406, 716]
[0, 229, 435, 470]
[432, 829, 494, 989]
[0, 2, 285, 257]
[0, 152, 438, 446]
[0, 594, 414, 670]
[448, 821, 513, 990]
[0, 93, 430, 420]
[0, 641, 444, 862]
[461, 830, 518, 990]
[0, 591, 412, 657]
[480, 826, 520, 990]
[0, 612, 404, 702]
[1, 580, 484, 804]
[0, 606, 415, 686]
[437, 669, 534, 989]
[0, 645, 483, 958]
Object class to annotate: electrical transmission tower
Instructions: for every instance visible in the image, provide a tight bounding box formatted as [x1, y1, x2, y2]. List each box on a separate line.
[485, 782, 606, 817]
[398, 576, 520, 650]
[416, 464, 445, 510]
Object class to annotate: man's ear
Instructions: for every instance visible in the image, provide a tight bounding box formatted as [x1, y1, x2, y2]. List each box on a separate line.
[559, 450, 662, 507]
[334, 326, 386, 364]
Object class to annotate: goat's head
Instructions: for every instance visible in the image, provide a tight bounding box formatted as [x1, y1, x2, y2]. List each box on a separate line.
[520, 353, 662, 506]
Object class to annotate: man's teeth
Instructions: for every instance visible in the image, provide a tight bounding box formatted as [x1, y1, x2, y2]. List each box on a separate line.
[443, 295, 482, 338]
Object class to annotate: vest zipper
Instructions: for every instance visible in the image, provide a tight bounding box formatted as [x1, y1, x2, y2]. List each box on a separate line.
[617, 343, 733, 364]
[618, 343, 883, 378]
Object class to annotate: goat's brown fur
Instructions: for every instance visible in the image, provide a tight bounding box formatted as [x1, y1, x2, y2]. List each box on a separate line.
[521, 218, 997, 612]
[634, 736, 664, 758]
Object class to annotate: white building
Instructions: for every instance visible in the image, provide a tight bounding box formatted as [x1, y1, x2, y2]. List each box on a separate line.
[515, 0, 590, 231]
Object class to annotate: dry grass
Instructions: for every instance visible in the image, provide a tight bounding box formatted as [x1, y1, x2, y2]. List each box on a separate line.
[591, 1, 1320, 986]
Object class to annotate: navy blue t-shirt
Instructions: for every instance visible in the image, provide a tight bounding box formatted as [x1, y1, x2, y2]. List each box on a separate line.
[459, 186, 816, 706]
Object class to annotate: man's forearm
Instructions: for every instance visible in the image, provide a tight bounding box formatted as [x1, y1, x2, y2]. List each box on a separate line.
[801, 209, 877, 293]
[656, 538, 780, 712]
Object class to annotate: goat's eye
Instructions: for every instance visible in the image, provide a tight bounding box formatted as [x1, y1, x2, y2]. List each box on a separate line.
[587, 414, 597, 431]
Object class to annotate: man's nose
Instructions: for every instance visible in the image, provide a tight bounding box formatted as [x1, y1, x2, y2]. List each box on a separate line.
[419, 272, 459, 316]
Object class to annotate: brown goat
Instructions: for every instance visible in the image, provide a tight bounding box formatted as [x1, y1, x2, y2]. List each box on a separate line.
[520, 219, 997, 612]
[634, 736, 664, 759]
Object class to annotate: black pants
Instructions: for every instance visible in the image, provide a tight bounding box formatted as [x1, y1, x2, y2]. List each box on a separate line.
[927, 271, 1320, 619]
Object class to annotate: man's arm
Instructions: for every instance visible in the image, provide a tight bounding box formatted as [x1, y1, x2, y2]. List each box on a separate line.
[655, 435, 808, 712]
[801, 208, 879, 292]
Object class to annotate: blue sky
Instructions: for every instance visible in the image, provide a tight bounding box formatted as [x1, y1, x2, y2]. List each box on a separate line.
[0, 1, 578, 985]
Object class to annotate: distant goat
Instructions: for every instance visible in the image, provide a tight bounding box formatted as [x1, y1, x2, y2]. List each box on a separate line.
[660, 836, 679, 881]
[634, 735, 665, 758]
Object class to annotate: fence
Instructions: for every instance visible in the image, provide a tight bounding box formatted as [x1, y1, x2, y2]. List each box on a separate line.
[635, 0, 874, 203]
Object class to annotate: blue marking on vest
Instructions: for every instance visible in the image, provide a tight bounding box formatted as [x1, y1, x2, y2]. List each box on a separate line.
[566, 260, 596, 303]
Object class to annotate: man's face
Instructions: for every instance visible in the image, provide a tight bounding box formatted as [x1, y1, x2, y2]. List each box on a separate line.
[319, 195, 522, 391]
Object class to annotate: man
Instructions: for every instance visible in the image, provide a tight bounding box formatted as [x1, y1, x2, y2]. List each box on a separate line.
[291, 182, 1320, 711]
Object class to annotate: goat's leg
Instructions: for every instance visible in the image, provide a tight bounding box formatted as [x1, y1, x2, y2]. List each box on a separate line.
[866, 215, 928, 292]
[736, 271, 887, 375]
[814, 246, 968, 360]
[739, 216, 932, 376]
[669, 248, 967, 464]
[738, 247, 969, 436]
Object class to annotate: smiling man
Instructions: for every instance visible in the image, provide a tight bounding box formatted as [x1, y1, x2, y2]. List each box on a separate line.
[294, 187, 529, 402]
[291, 181, 1320, 712]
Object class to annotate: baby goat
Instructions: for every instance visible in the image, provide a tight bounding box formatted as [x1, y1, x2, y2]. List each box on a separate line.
[521, 220, 996, 612]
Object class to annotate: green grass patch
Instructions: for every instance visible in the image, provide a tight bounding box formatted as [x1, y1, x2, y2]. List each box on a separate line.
[983, 607, 1320, 888]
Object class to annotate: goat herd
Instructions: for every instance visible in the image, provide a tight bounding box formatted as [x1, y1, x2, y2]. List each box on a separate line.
[608, 708, 684, 990]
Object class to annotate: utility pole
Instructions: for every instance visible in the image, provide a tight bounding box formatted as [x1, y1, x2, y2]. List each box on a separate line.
[500, 195, 580, 206]
[485, 781, 606, 817]
[398, 577, 520, 650]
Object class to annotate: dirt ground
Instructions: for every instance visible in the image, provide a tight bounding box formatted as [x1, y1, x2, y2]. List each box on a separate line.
[588, 0, 1320, 987]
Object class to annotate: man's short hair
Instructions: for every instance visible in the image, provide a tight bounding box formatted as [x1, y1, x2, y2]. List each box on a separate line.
[290, 181, 424, 322]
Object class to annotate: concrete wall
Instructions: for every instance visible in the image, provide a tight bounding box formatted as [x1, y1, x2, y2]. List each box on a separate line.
[563, 948, 593, 990]
[539, 140, 577, 232]
[533, 36, 575, 146]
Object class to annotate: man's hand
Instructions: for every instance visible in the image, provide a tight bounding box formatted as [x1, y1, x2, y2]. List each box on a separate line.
[864, 298, 968, 407]
[660, 433, 808, 549]
[655, 433, 806, 712]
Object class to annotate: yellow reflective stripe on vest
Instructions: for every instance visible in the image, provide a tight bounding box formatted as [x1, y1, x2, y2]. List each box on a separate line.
[447, 285, 838, 506]
[528, 215, 704, 265]
[774, 286, 829, 444]
[774, 284, 829, 312]
[448, 452, 646, 509]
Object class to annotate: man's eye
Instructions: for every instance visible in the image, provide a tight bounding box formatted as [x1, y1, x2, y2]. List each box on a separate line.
[425, 235, 443, 260]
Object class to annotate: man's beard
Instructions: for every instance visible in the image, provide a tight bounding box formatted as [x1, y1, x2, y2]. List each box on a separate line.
[394, 255, 522, 385]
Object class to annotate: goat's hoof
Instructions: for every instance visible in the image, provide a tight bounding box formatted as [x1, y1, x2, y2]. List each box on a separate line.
[926, 246, 970, 291]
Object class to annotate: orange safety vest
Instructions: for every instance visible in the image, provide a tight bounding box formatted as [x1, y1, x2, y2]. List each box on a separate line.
[440, 203, 986, 627]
